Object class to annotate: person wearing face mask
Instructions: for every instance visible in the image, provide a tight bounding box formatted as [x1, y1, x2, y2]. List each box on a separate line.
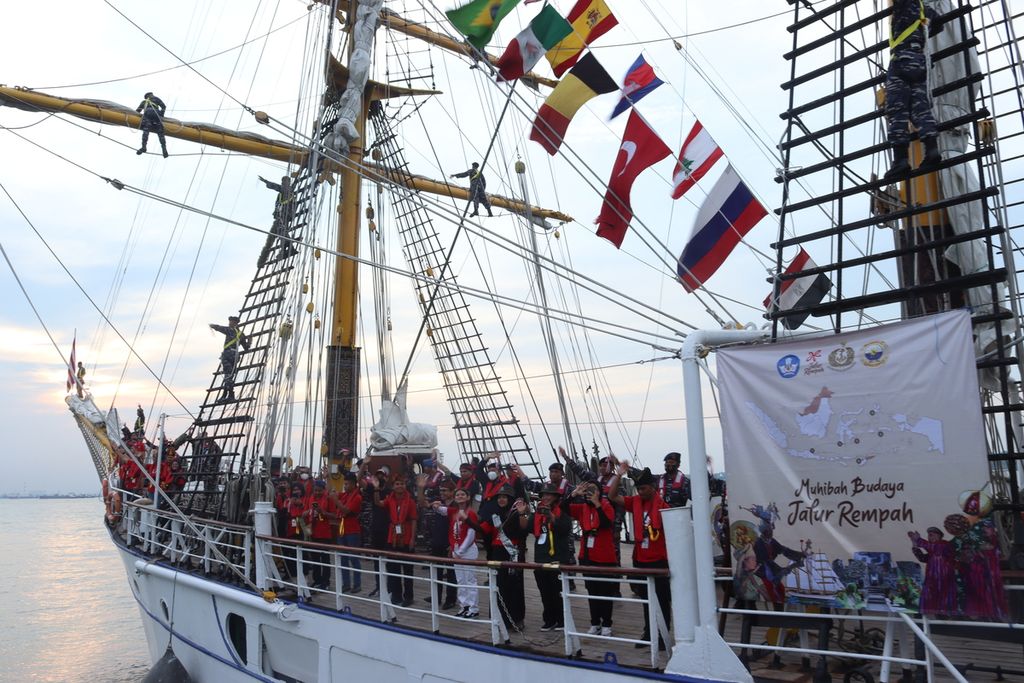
[474, 452, 512, 520]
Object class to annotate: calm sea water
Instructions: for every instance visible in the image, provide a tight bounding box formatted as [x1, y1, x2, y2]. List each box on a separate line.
[0, 498, 150, 683]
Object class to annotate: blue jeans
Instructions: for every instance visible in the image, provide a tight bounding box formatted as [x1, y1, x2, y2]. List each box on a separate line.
[339, 533, 362, 589]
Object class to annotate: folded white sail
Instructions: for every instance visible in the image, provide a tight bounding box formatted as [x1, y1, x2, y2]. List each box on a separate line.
[369, 381, 437, 449]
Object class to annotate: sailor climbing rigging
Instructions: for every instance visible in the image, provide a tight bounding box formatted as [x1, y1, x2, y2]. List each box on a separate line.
[209, 315, 250, 403]
[883, 0, 945, 180]
[257, 175, 299, 264]
[450, 162, 493, 217]
[135, 92, 169, 158]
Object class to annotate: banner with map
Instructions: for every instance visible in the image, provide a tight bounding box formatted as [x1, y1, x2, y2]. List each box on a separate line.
[719, 310, 1008, 619]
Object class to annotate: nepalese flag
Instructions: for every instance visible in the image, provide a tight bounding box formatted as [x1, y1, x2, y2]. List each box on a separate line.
[763, 249, 832, 330]
[676, 165, 767, 292]
[546, 0, 619, 77]
[671, 120, 723, 199]
[66, 334, 77, 392]
[496, 5, 572, 81]
[595, 110, 672, 248]
[609, 55, 664, 120]
[530, 53, 618, 155]
[446, 0, 522, 51]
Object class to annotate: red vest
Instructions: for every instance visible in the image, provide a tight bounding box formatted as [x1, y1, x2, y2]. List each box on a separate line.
[569, 499, 617, 564]
[624, 494, 668, 562]
[448, 507, 478, 549]
[385, 493, 417, 546]
[337, 490, 363, 537]
[303, 493, 336, 540]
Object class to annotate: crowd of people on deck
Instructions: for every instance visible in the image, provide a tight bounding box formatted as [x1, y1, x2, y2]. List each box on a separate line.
[263, 447, 724, 642]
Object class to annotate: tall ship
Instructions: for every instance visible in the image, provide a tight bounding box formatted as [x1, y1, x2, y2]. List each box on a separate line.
[2, 0, 1023, 681]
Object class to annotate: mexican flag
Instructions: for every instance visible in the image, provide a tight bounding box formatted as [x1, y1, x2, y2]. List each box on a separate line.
[495, 5, 572, 81]
[447, 0, 522, 51]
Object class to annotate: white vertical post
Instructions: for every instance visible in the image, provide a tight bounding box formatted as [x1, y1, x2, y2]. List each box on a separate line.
[154, 413, 166, 511]
[663, 506, 697, 644]
[251, 500, 275, 590]
[429, 564, 439, 633]
[647, 576, 659, 668]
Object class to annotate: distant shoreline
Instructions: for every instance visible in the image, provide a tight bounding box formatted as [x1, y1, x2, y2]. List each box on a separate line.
[0, 494, 100, 500]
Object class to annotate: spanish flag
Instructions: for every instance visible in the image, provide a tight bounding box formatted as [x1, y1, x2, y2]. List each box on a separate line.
[530, 53, 617, 155]
[446, 0, 522, 51]
[546, 0, 618, 77]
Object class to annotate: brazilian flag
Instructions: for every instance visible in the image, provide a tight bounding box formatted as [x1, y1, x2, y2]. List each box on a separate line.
[446, 0, 522, 50]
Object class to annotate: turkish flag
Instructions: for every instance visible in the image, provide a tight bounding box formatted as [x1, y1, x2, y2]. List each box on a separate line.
[595, 110, 672, 248]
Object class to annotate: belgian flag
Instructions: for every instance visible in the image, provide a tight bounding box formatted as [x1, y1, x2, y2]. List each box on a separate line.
[447, 0, 522, 50]
[529, 53, 617, 155]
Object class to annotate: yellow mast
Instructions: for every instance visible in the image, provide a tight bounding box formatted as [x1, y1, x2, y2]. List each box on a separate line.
[0, 86, 572, 224]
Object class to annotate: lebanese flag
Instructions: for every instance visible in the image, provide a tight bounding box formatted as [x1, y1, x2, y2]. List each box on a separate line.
[676, 164, 766, 292]
[763, 249, 832, 330]
[66, 334, 77, 392]
[671, 120, 723, 199]
[595, 110, 672, 248]
[496, 5, 572, 81]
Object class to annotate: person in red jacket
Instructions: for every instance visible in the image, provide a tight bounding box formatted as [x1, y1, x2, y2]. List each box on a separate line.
[568, 480, 620, 637]
[336, 473, 364, 593]
[283, 485, 307, 581]
[303, 480, 338, 589]
[609, 462, 670, 649]
[374, 477, 418, 607]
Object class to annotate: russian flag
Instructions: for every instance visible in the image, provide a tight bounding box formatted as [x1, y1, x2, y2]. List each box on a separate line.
[763, 248, 832, 329]
[677, 165, 766, 292]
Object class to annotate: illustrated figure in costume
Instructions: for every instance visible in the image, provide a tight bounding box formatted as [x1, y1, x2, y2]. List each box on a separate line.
[908, 526, 958, 615]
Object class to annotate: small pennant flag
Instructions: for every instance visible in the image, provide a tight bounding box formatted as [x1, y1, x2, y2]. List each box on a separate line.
[609, 55, 664, 120]
[446, 0, 522, 50]
[66, 334, 77, 392]
[677, 165, 766, 292]
[496, 5, 572, 81]
[546, 0, 618, 77]
[595, 110, 672, 248]
[764, 249, 832, 330]
[529, 53, 618, 155]
[671, 120, 723, 199]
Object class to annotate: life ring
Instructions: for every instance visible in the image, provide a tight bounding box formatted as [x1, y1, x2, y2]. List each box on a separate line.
[104, 481, 122, 524]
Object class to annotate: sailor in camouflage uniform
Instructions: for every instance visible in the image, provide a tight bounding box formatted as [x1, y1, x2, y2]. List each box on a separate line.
[135, 92, 169, 158]
[884, 0, 945, 179]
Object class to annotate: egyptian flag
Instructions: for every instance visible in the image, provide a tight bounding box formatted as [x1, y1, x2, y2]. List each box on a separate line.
[671, 120, 723, 199]
[446, 0, 521, 50]
[530, 53, 617, 155]
[496, 5, 572, 81]
[546, 0, 618, 77]
[676, 165, 766, 292]
[595, 110, 672, 248]
[763, 249, 832, 329]
[609, 55, 664, 119]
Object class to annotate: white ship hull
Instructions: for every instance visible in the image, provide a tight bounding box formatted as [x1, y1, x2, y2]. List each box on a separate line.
[116, 538, 727, 683]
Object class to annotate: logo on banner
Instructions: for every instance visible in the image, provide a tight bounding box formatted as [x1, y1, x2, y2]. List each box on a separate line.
[803, 349, 824, 376]
[828, 345, 855, 371]
[861, 341, 889, 367]
[777, 354, 800, 378]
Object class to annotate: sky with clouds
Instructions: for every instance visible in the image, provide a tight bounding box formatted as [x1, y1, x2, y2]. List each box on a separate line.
[0, 0, 1016, 493]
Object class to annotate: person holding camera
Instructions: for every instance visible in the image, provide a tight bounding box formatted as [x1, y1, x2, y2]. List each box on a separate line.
[517, 484, 573, 631]
[568, 480, 620, 637]
[303, 480, 338, 589]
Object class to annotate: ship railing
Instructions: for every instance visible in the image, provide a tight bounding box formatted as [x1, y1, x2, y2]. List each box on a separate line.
[122, 496, 252, 580]
[714, 574, 1024, 683]
[256, 534, 670, 666]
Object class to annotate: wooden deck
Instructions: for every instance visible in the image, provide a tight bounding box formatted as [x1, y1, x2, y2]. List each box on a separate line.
[285, 555, 1024, 682]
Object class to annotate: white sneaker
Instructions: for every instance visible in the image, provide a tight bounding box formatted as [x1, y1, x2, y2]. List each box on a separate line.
[587, 625, 601, 635]
[600, 626, 613, 637]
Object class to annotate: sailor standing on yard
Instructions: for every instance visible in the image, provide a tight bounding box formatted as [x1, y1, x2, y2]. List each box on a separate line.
[883, 0, 945, 179]
[449, 162, 493, 217]
[209, 315, 250, 403]
[135, 92, 169, 158]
